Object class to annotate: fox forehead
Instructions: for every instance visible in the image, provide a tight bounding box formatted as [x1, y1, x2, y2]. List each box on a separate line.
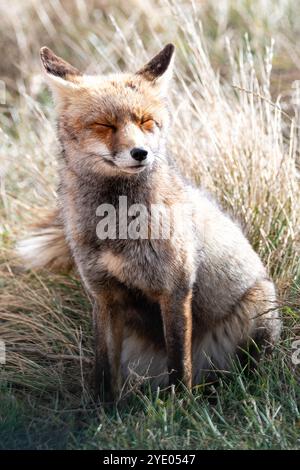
[61, 73, 166, 125]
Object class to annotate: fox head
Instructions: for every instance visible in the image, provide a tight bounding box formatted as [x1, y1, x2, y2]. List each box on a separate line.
[40, 44, 175, 177]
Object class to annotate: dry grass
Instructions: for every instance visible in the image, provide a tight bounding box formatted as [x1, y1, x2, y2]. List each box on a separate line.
[0, 0, 299, 448]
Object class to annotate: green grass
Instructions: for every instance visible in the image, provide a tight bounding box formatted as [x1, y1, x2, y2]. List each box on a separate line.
[1, 346, 299, 450]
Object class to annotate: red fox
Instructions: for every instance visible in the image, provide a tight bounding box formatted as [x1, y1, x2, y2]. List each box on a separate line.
[17, 44, 281, 399]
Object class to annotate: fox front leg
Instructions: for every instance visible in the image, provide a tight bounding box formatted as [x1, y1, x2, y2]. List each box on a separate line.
[160, 288, 193, 389]
[93, 293, 123, 402]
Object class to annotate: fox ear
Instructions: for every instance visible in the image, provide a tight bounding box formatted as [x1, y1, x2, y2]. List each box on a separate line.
[40, 47, 82, 95]
[136, 43, 175, 94]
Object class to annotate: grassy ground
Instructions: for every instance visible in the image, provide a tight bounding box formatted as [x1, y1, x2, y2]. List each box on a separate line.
[0, 0, 300, 449]
[1, 348, 300, 450]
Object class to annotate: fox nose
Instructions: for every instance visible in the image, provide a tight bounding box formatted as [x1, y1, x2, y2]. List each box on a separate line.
[130, 147, 148, 162]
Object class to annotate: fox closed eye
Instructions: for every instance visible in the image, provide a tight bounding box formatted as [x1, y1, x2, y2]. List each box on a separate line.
[89, 119, 158, 133]
[140, 118, 157, 131]
[93, 122, 117, 131]
[141, 118, 154, 124]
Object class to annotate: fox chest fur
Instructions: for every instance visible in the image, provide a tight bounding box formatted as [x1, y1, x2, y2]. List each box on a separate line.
[59, 165, 196, 299]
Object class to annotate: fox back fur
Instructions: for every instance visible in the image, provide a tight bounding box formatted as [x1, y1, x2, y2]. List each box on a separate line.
[17, 44, 281, 399]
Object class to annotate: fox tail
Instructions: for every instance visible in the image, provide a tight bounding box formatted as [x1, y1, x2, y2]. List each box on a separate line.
[16, 209, 73, 272]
